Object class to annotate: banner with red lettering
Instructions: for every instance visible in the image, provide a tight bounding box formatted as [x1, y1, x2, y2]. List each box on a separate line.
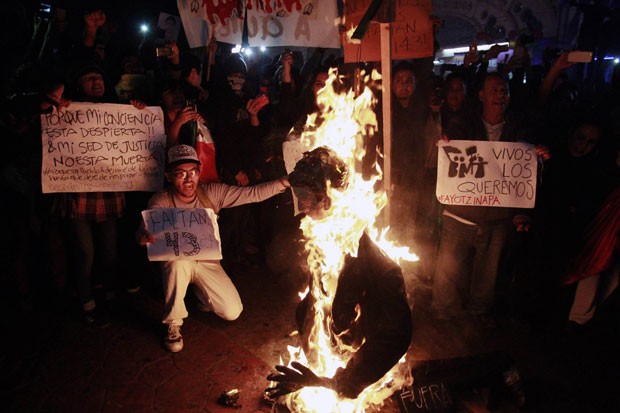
[177, 0, 340, 48]
[246, 0, 340, 48]
[342, 0, 434, 63]
[177, 0, 242, 47]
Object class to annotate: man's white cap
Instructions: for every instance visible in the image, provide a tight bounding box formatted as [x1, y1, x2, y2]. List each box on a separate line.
[167, 144, 200, 168]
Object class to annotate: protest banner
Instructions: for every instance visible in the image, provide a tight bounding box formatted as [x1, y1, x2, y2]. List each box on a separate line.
[41, 102, 166, 193]
[177, 0, 238, 47]
[436, 140, 538, 208]
[246, 1, 340, 48]
[142, 208, 222, 261]
[343, 0, 434, 63]
[177, 0, 340, 48]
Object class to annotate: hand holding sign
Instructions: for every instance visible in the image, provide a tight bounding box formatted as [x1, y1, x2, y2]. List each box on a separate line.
[141, 208, 222, 261]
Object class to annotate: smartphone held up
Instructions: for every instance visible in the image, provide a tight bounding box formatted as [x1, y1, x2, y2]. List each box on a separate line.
[156, 46, 173, 58]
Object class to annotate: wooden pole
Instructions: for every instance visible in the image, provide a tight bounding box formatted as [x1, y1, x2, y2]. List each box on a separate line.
[380, 22, 392, 226]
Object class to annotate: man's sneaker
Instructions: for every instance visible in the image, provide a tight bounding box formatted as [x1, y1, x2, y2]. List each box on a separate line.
[83, 307, 110, 328]
[503, 366, 526, 408]
[164, 324, 183, 352]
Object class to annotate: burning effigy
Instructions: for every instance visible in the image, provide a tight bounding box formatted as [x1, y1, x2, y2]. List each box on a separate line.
[266, 68, 418, 412]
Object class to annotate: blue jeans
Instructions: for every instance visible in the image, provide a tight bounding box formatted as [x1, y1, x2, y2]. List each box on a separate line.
[432, 216, 511, 317]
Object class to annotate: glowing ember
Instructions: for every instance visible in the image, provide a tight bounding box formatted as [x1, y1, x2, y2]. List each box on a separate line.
[279, 68, 417, 412]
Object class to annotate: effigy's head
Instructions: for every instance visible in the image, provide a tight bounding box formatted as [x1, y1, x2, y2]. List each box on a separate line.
[288, 146, 348, 217]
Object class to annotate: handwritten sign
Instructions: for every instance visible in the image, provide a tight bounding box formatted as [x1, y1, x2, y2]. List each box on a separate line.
[41, 102, 166, 193]
[177, 0, 339, 48]
[142, 208, 222, 261]
[343, 0, 434, 63]
[395, 381, 453, 412]
[436, 140, 537, 208]
[246, 1, 340, 48]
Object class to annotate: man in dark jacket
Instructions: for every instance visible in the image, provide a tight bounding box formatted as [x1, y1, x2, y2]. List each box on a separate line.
[431, 72, 549, 327]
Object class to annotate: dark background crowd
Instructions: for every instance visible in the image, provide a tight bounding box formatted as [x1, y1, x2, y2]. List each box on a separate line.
[1, 0, 619, 346]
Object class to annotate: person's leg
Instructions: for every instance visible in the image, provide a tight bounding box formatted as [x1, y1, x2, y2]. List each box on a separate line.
[599, 262, 620, 305]
[568, 274, 601, 325]
[69, 219, 95, 310]
[94, 219, 119, 299]
[161, 260, 195, 325]
[432, 217, 476, 318]
[191, 261, 243, 320]
[469, 221, 510, 316]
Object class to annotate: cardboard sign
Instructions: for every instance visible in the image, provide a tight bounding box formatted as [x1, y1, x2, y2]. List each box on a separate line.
[436, 140, 538, 208]
[142, 208, 222, 261]
[177, 0, 339, 48]
[41, 102, 166, 193]
[343, 0, 434, 63]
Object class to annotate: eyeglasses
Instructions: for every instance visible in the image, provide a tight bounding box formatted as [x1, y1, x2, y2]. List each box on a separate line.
[172, 168, 200, 180]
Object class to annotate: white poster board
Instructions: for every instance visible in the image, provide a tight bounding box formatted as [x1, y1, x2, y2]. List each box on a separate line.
[283, 138, 313, 215]
[246, 1, 340, 48]
[41, 102, 166, 193]
[142, 208, 222, 261]
[177, 0, 339, 48]
[436, 140, 537, 208]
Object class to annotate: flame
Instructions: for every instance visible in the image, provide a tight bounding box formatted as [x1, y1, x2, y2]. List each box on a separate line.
[279, 68, 417, 412]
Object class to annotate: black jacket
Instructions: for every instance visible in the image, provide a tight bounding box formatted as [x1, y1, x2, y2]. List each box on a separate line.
[296, 232, 412, 398]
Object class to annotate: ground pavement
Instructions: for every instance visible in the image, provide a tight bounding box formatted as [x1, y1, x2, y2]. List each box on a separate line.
[2, 253, 619, 412]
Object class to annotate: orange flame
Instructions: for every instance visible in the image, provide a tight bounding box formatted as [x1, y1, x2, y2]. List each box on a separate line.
[280, 68, 417, 412]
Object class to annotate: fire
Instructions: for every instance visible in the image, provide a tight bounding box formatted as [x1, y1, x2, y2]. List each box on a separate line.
[279, 68, 417, 412]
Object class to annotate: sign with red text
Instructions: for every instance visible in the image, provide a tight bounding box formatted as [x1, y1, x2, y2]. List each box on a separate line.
[246, 0, 340, 48]
[142, 208, 222, 261]
[342, 0, 434, 63]
[41, 102, 166, 193]
[177, 0, 339, 48]
[436, 140, 538, 208]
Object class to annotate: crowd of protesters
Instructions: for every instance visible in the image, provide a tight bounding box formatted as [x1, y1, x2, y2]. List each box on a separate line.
[1, 3, 618, 346]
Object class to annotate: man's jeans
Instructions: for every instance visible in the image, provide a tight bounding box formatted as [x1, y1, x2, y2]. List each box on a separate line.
[432, 216, 511, 318]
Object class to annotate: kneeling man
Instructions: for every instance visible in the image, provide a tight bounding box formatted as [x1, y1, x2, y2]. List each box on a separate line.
[137, 144, 290, 352]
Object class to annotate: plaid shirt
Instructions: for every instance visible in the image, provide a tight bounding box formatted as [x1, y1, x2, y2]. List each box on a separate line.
[68, 192, 125, 222]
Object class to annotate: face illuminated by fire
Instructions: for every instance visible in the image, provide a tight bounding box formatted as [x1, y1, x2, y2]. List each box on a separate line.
[166, 162, 200, 202]
[294, 187, 331, 220]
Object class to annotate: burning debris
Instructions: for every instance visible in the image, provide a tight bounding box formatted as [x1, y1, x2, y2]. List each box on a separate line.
[217, 388, 242, 409]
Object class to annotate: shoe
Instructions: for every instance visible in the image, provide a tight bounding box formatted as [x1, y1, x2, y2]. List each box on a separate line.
[83, 307, 111, 328]
[503, 366, 526, 408]
[164, 324, 183, 352]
